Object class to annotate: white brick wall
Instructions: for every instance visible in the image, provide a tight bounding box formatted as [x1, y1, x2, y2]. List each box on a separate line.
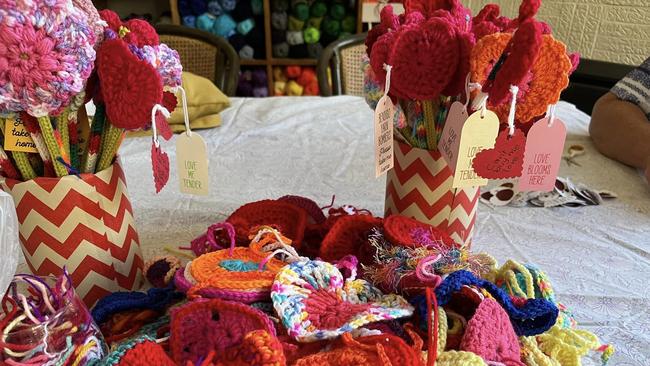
[466, 0, 650, 66]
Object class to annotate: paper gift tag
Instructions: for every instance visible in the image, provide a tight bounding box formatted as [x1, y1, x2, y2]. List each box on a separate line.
[438, 101, 468, 171]
[176, 132, 209, 195]
[452, 109, 499, 188]
[3, 116, 38, 153]
[517, 117, 566, 192]
[374, 95, 395, 178]
[472, 128, 526, 179]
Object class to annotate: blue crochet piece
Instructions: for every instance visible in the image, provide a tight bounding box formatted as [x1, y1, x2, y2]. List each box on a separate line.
[411, 270, 558, 337]
[91, 284, 182, 324]
[219, 259, 261, 272]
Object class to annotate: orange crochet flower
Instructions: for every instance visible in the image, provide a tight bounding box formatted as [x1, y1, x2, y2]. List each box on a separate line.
[470, 33, 571, 124]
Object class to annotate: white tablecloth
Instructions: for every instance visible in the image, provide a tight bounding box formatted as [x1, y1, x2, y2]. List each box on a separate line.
[120, 97, 648, 364]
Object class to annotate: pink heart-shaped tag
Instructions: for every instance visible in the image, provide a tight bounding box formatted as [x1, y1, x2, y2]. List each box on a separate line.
[472, 128, 526, 179]
[151, 142, 170, 193]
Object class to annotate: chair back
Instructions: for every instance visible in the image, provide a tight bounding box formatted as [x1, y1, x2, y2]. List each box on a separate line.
[317, 33, 367, 96]
[155, 25, 240, 96]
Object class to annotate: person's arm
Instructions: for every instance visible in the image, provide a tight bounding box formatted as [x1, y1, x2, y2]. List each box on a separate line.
[590, 92, 650, 173]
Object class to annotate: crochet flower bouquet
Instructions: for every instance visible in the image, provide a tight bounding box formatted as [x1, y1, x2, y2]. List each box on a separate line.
[365, 0, 577, 246]
[0, 2, 183, 306]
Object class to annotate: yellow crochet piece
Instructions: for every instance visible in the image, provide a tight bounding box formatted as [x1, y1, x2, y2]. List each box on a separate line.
[490, 259, 535, 298]
[436, 351, 487, 366]
[527, 325, 603, 366]
[520, 336, 560, 366]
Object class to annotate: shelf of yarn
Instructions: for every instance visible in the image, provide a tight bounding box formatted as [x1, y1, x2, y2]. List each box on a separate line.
[237, 67, 270, 97]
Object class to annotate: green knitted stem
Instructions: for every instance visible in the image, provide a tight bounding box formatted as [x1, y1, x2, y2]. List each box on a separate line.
[96, 123, 123, 172]
[38, 116, 68, 177]
[82, 105, 106, 173]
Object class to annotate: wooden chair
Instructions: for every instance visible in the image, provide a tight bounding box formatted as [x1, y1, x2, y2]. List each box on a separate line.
[561, 59, 634, 114]
[317, 33, 367, 96]
[155, 24, 240, 96]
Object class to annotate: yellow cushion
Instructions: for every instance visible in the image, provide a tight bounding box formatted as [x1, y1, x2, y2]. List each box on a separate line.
[129, 71, 229, 137]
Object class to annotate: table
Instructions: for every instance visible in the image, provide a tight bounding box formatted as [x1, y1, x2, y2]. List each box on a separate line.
[121, 96, 649, 364]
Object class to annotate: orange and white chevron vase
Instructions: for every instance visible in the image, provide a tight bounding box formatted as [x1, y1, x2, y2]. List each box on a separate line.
[385, 140, 479, 247]
[0, 160, 144, 307]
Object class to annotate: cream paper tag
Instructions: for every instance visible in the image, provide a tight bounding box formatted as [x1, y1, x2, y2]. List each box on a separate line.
[176, 132, 209, 195]
[375, 94, 395, 177]
[452, 109, 499, 188]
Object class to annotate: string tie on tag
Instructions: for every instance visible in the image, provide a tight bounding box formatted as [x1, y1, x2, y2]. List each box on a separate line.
[547, 104, 557, 127]
[151, 104, 170, 148]
[174, 85, 192, 136]
[507, 85, 519, 136]
[382, 64, 392, 95]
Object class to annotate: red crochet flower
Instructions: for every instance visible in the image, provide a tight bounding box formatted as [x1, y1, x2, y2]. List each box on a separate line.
[97, 39, 163, 129]
[123, 19, 160, 48]
[388, 17, 459, 100]
[99, 9, 122, 32]
[365, 5, 400, 56]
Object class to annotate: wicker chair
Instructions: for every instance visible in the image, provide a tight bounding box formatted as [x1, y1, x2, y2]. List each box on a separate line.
[155, 24, 240, 96]
[317, 33, 367, 96]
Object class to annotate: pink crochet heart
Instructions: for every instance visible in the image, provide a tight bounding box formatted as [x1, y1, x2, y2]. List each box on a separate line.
[151, 143, 170, 193]
[460, 298, 526, 366]
[369, 30, 398, 88]
[388, 17, 459, 100]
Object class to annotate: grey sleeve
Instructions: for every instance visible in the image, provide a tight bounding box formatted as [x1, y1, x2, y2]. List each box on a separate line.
[611, 56, 650, 119]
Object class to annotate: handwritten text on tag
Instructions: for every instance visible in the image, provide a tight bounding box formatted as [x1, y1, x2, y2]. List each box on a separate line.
[375, 95, 395, 177]
[4, 116, 38, 153]
[438, 101, 468, 171]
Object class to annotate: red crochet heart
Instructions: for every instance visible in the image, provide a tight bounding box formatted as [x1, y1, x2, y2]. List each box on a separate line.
[97, 39, 163, 130]
[369, 30, 398, 88]
[319, 214, 382, 263]
[123, 19, 160, 47]
[389, 17, 459, 100]
[117, 340, 175, 366]
[304, 288, 371, 330]
[151, 143, 170, 193]
[383, 215, 457, 249]
[472, 129, 526, 179]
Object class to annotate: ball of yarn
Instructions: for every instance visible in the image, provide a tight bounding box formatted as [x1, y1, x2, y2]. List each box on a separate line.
[252, 0, 264, 15]
[190, 0, 208, 15]
[307, 16, 323, 29]
[341, 15, 355, 33]
[338, 31, 351, 39]
[237, 18, 255, 35]
[303, 80, 319, 95]
[329, 3, 346, 20]
[292, 2, 309, 21]
[310, 1, 327, 17]
[182, 15, 197, 27]
[144, 255, 182, 288]
[289, 44, 309, 58]
[322, 17, 341, 37]
[220, 0, 237, 12]
[285, 65, 302, 79]
[288, 15, 305, 31]
[252, 69, 268, 86]
[271, 11, 288, 30]
[239, 45, 254, 59]
[241, 69, 253, 82]
[285, 80, 304, 95]
[213, 14, 237, 37]
[272, 42, 290, 58]
[253, 86, 268, 97]
[307, 42, 323, 58]
[196, 13, 217, 32]
[297, 67, 316, 86]
[178, 0, 192, 17]
[286, 30, 304, 45]
[273, 80, 287, 95]
[272, 29, 286, 43]
[237, 75, 254, 96]
[273, 67, 288, 82]
[229, 33, 247, 51]
[207, 0, 224, 16]
[303, 26, 320, 44]
[272, 0, 289, 12]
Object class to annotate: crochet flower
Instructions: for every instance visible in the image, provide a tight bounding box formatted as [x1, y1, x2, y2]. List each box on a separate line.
[0, 1, 96, 116]
[140, 43, 183, 88]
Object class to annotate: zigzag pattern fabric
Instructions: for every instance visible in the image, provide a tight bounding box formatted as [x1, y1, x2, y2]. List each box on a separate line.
[1, 161, 144, 306]
[385, 140, 479, 246]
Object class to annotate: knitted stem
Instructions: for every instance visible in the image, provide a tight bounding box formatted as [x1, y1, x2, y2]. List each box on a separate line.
[0, 145, 21, 180]
[10, 151, 37, 181]
[96, 122, 124, 172]
[37, 116, 68, 177]
[69, 124, 80, 172]
[58, 109, 70, 161]
[82, 105, 106, 173]
[422, 99, 438, 151]
[398, 101, 420, 148]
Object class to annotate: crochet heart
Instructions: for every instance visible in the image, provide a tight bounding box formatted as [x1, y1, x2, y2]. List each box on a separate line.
[319, 214, 382, 263]
[170, 299, 276, 365]
[227, 200, 308, 248]
[97, 39, 163, 130]
[472, 129, 526, 179]
[383, 214, 457, 248]
[218, 330, 287, 366]
[272, 260, 413, 342]
[388, 17, 459, 100]
[460, 298, 526, 366]
[151, 143, 170, 193]
[112, 336, 176, 366]
[369, 30, 398, 88]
